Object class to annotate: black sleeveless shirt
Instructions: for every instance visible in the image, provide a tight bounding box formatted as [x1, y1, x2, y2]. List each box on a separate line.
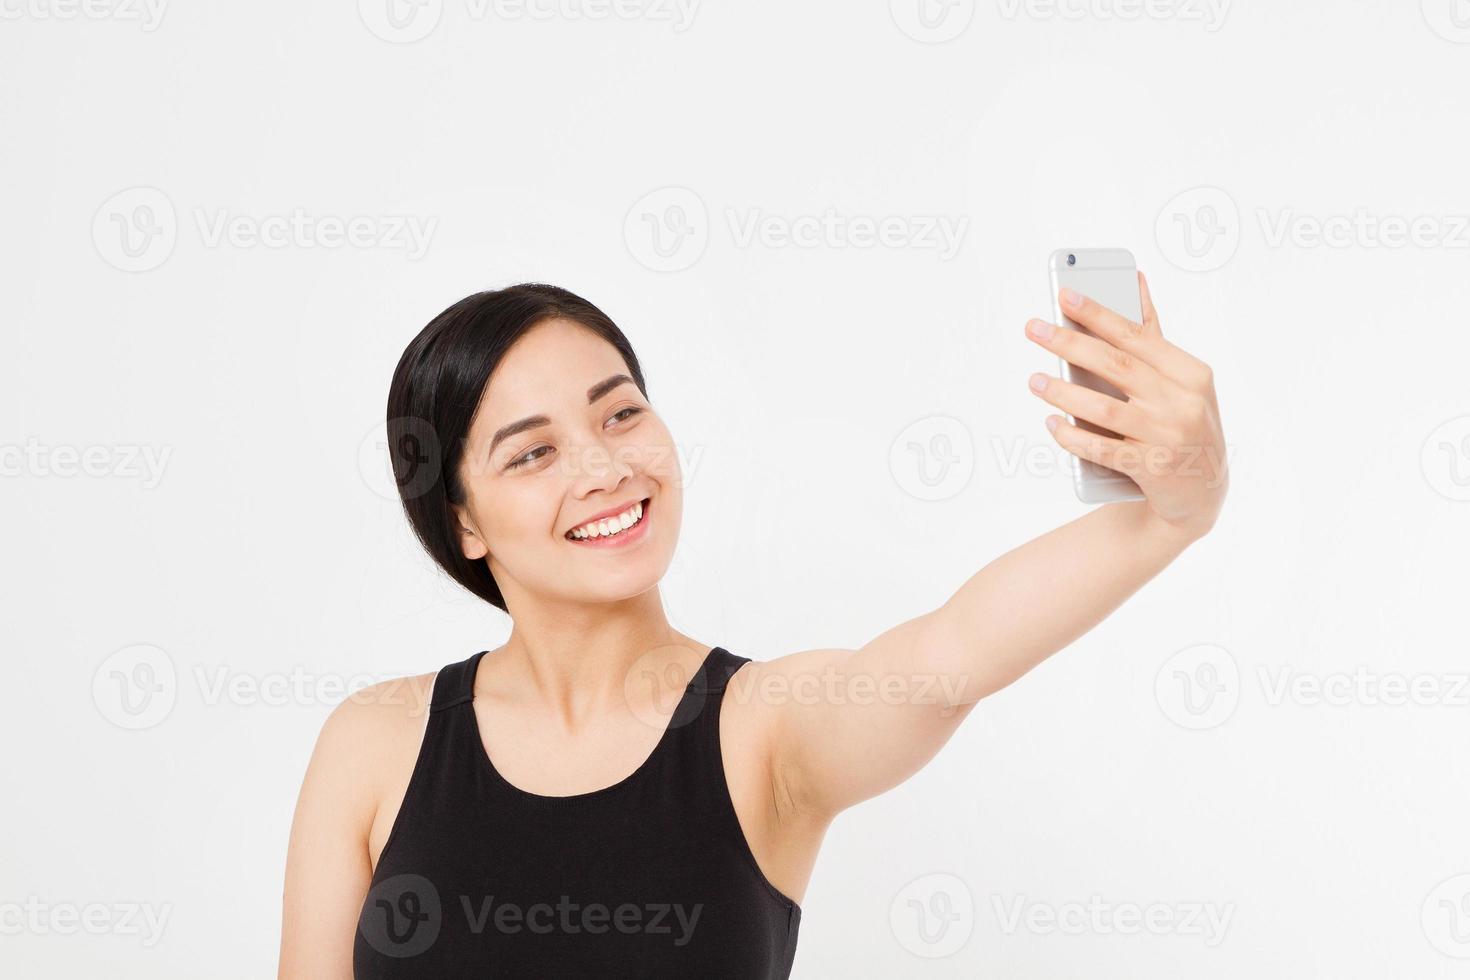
[354, 645, 802, 978]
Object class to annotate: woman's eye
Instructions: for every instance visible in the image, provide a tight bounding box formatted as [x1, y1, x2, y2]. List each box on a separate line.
[508, 446, 551, 470]
[507, 410, 640, 470]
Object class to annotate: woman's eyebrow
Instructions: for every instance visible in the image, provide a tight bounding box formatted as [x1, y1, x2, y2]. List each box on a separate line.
[486, 374, 636, 456]
[586, 373, 634, 403]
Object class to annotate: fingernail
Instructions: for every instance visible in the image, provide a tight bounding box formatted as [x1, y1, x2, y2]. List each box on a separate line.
[1045, 416, 1059, 432]
[1029, 373, 1049, 392]
[1027, 319, 1055, 340]
[1061, 287, 1082, 308]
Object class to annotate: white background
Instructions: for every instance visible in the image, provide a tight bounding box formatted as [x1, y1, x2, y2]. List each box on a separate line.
[3, 1, 1469, 976]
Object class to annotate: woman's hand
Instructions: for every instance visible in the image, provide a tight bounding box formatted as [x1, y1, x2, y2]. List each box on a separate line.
[1024, 271, 1228, 541]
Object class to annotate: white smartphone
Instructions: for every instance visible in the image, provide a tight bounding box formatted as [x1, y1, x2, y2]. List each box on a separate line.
[1047, 248, 1146, 503]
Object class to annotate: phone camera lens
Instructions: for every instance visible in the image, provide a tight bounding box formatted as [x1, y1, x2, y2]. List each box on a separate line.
[1067, 253, 1076, 266]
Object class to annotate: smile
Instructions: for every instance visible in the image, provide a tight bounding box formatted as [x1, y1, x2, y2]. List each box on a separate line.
[565, 497, 651, 546]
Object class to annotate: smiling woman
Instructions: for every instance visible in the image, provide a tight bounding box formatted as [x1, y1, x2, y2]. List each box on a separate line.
[279, 283, 810, 979]
[382, 284, 663, 613]
[278, 276, 1226, 980]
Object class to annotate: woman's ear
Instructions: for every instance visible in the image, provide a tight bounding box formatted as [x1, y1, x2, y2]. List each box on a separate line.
[452, 504, 489, 561]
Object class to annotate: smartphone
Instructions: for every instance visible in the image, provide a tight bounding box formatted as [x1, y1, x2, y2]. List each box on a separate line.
[1047, 248, 1146, 503]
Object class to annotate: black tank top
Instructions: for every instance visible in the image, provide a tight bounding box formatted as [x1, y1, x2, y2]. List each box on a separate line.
[354, 645, 802, 978]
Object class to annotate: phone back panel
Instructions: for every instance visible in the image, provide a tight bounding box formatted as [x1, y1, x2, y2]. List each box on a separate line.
[1047, 248, 1146, 502]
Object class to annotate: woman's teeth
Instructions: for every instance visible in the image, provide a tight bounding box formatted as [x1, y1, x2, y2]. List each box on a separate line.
[568, 499, 645, 540]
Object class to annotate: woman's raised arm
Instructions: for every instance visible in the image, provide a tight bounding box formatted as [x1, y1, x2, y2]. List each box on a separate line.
[754, 273, 1229, 821]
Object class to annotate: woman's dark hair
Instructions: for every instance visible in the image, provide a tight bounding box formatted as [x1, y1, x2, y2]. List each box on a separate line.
[385, 283, 649, 613]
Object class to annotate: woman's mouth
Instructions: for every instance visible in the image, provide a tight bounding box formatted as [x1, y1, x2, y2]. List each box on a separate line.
[564, 497, 652, 548]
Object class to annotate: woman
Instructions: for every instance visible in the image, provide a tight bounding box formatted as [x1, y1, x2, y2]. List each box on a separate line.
[278, 280, 1227, 977]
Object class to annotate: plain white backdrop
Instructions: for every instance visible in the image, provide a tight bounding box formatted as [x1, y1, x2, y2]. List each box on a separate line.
[3, 1, 1469, 976]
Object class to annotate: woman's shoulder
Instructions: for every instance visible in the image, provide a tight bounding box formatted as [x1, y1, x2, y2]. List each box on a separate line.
[323, 669, 438, 739]
[299, 668, 441, 825]
[322, 668, 438, 755]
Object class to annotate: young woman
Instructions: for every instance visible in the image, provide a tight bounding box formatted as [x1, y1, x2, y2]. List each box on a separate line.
[278, 280, 1227, 978]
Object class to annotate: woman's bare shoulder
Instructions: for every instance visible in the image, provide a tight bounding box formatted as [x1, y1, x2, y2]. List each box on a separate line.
[320, 670, 438, 742]
[298, 670, 440, 824]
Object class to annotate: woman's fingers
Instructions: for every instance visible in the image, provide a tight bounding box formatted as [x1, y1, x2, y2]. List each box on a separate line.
[1057, 279, 1206, 388]
[1058, 286, 1166, 365]
[1028, 372, 1167, 444]
[1026, 317, 1162, 402]
[1043, 413, 1139, 477]
[1138, 271, 1162, 334]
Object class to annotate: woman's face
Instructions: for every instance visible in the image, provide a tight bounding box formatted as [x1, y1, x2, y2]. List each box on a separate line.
[452, 317, 682, 608]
